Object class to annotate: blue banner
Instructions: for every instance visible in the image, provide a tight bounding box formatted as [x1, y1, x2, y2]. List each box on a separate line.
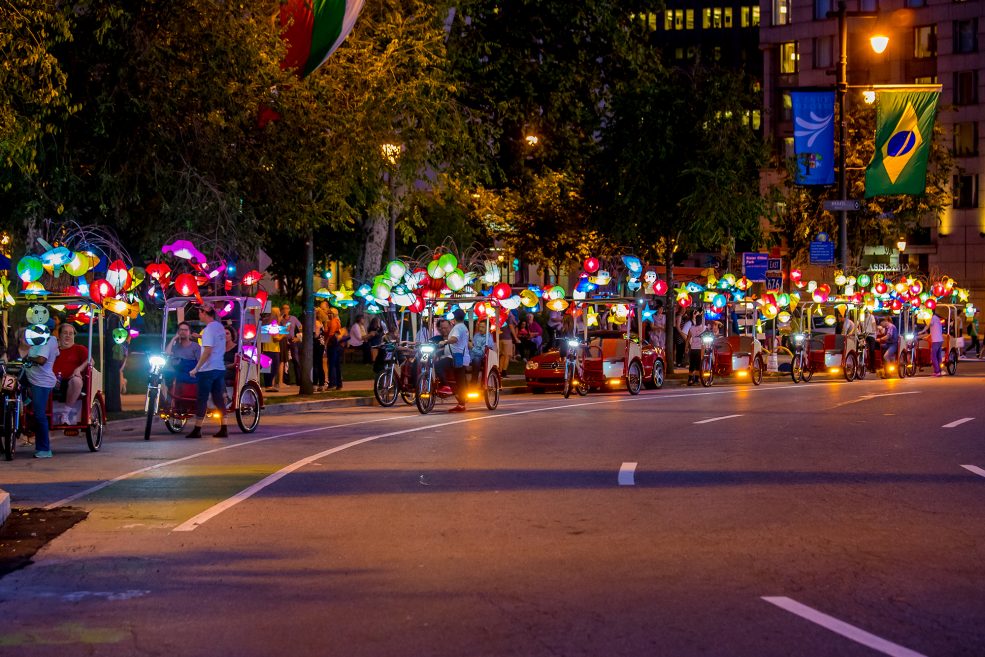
[792, 91, 835, 185]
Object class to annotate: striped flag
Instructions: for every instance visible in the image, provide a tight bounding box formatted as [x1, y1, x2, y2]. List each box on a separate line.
[280, 0, 366, 78]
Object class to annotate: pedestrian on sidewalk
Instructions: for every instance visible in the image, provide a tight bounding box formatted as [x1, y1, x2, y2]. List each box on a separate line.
[280, 304, 302, 386]
[686, 311, 705, 386]
[187, 305, 228, 438]
[313, 315, 326, 391]
[965, 309, 980, 357]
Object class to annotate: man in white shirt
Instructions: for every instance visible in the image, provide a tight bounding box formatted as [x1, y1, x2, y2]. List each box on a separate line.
[187, 305, 229, 438]
[921, 309, 945, 377]
[438, 310, 470, 413]
[26, 325, 60, 458]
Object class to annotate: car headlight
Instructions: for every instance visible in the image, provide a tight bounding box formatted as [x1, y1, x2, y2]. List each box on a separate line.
[149, 354, 166, 373]
[526, 361, 539, 370]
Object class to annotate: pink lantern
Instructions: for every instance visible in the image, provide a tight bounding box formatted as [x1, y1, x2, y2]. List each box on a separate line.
[162, 239, 207, 263]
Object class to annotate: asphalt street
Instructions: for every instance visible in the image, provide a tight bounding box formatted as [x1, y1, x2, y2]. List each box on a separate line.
[1, 365, 983, 656]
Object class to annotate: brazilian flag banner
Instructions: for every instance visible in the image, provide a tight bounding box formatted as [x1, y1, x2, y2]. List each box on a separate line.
[865, 90, 940, 197]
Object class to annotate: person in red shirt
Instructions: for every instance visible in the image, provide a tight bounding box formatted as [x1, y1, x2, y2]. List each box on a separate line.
[54, 323, 89, 406]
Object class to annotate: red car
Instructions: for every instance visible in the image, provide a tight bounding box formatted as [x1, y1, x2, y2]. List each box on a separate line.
[525, 330, 665, 393]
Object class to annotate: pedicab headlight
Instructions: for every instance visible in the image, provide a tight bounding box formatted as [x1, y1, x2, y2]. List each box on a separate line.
[793, 333, 805, 345]
[419, 344, 435, 355]
[149, 354, 166, 374]
[567, 339, 580, 349]
[904, 333, 915, 342]
[701, 333, 714, 346]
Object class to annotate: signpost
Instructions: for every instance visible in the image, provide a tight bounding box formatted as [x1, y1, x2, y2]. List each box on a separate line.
[765, 258, 783, 291]
[742, 252, 769, 282]
[823, 199, 861, 212]
[810, 233, 835, 265]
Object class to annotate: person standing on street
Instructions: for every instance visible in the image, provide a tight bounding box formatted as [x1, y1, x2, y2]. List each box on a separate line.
[187, 305, 229, 438]
[965, 309, 980, 357]
[26, 326, 60, 458]
[498, 310, 518, 376]
[686, 311, 706, 386]
[279, 304, 302, 386]
[322, 307, 343, 390]
[921, 308, 945, 377]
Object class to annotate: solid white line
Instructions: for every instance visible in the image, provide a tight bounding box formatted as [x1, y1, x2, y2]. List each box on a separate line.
[942, 417, 974, 428]
[960, 465, 985, 479]
[762, 596, 928, 657]
[43, 414, 406, 510]
[618, 462, 637, 486]
[694, 414, 743, 424]
[174, 383, 848, 532]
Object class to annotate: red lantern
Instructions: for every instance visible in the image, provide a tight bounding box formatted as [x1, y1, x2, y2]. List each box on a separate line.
[874, 281, 888, 295]
[583, 257, 600, 274]
[653, 279, 668, 296]
[492, 283, 511, 300]
[241, 270, 262, 286]
[90, 279, 116, 305]
[408, 294, 426, 313]
[145, 262, 171, 283]
[255, 289, 268, 308]
[243, 324, 258, 340]
[891, 299, 903, 311]
[925, 298, 937, 310]
[106, 259, 131, 293]
[931, 282, 946, 297]
[174, 273, 199, 297]
[678, 296, 692, 308]
[790, 269, 803, 285]
[910, 297, 921, 307]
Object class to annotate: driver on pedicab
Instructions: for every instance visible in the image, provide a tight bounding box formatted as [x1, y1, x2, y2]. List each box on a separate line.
[435, 309, 470, 413]
[877, 317, 898, 365]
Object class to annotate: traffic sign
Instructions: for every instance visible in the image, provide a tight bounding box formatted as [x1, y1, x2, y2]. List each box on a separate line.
[823, 199, 861, 212]
[765, 276, 783, 291]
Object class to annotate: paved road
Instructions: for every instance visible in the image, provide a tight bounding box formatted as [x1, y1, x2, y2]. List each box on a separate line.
[1, 366, 984, 656]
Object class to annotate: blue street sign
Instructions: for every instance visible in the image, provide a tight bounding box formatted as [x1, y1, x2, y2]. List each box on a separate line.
[742, 252, 769, 282]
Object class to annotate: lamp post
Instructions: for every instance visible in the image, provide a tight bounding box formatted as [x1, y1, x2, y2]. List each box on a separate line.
[830, 0, 885, 270]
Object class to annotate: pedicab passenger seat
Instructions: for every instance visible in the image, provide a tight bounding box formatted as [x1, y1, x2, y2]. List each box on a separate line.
[727, 336, 755, 358]
[601, 339, 626, 362]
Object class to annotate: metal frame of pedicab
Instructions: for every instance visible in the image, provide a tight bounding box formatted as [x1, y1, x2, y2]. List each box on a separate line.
[413, 296, 502, 414]
[10, 295, 106, 452]
[575, 296, 661, 395]
[144, 295, 264, 437]
[906, 302, 964, 377]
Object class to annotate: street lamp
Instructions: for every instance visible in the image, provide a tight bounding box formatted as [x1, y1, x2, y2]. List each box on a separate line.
[830, 0, 886, 270]
[896, 237, 907, 252]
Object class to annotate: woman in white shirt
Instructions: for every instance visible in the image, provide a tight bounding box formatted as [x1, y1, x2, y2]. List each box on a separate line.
[686, 311, 707, 386]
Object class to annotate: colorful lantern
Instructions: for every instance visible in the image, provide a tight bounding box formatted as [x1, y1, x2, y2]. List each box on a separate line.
[112, 327, 129, 344]
[173, 273, 199, 297]
[16, 256, 44, 283]
[653, 279, 668, 296]
[26, 324, 51, 346]
[583, 257, 600, 274]
[241, 270, 263, 286]
[26, 304, 50, 325]
[492, 283, 512, 300]
[857, 274, 872, 288]
[89, 279, 115, 305]
[162, 239, 206, 263]
[106, 259, 131, 293]
[41, 246, 72, 269]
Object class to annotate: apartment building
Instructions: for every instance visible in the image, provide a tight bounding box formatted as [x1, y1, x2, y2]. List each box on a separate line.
[760, 0, 984, 306]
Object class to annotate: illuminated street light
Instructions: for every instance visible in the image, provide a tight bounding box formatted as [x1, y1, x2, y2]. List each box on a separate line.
[869, 34, 889, 54]
[524, 134, 539, 147]
[381, 142, 401, 165]
[897, 237, 907, 252]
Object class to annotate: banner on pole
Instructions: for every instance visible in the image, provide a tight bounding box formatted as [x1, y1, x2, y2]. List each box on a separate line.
[792, 91, 835, 185]
[865, 90, 940, 197]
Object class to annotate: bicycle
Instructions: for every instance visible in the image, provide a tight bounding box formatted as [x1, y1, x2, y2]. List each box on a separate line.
[1, 361, 31, 461]
[561, 338, 589, 399]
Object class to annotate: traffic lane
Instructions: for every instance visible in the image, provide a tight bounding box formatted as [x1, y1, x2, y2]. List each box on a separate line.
[3, 378, 985, 655]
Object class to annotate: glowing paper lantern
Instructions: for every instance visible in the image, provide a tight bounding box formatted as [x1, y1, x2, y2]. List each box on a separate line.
[546, 298, 569, 312]
[426, 260, 445, 279]
[583, 257, 600, 274]
[547, 285, 565, 300]
[162, 239, 206, 263]
[874, 281, 888, 295]
[591, 270, 612, 286]
[712, 293, 727, 310]
[102, 297, 138, 319]
[519, 289, 539, 308]
[241, 270, 263, 286]
[408, 295, 426, 313]
[16, 256, 44, 283]
[26, 304, 50, 325]
[437, 253, 458, 274]
[41, 246, 72, 269]
[446, 269, 467, 292]
[857, 274, 871, 288]
[64, 252, 91, 277]
[790, 269, 803, 285]
[653, 279, 668, 296]
[492, 283, 512, 300]
[778, 311, 792, 323]
[89, 279, 115, 305]
[106, 259, 131, 293]
[26, 324, 51, 346]
[622, 255, 643, 276]
[112, 328, 129, 344]
[500, 295, 522, 310]
[925, 298, 937, 310]
[824, 314, 836, 326]
[174, 273, 199, 297]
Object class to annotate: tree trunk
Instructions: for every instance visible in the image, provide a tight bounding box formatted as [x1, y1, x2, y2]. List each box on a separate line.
[299, 231, 315, 396]
[664, 243, 676, 376]
[355, 208, 388, 285]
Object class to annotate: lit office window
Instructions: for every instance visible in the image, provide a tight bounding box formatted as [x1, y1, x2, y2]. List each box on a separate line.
[665, 11, 674, 30]
[741, 7, 750, 26]
[752, 6, 760, 25]
[814, 35, 834, 68]
[773, 0, 791, 25]
[914, 25, 936, 58]
[953, 122, 978, 156]
[704, 8, 712, 28]
[780, 42, 799, 74]
[673, 9, 683, 29]
[712, 8, 721, 28]
[782, 92, 793, 121]
[686, 9, 695, 29]
[783, 137, 795, 159]
[724, 8, 733, 27]
[914, 75, 938, 84]
[648, 12, 657, 30]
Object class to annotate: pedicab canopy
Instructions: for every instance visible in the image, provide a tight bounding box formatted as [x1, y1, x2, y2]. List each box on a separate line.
[8, 237, 145, 332]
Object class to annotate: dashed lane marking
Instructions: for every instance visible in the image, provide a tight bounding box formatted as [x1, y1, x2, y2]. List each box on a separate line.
[942, 417, 974, 428]
[618, 462, 637, 486]
[762, 596, 928, 657]
[694, 414, 743, 424]
[960, 465, 985, 479]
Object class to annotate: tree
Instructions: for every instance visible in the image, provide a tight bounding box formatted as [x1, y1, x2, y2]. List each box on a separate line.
[594, 58, 768, 372]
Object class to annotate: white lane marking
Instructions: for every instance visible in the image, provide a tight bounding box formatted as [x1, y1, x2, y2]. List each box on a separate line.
[832, 391, 921, 408]
[942, 417, 974, 428]
[694, 414, 743, 424]
[762, 596, 928, 657]
[44, 414, 409, 510]
[618, 462, 637, 486]
[45, 378, 859, 511]
[960, 465, 985, 479]
[173, 383, 849, 532]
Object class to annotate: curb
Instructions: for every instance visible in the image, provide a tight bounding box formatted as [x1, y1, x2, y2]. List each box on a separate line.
[0, 489, 10, 529]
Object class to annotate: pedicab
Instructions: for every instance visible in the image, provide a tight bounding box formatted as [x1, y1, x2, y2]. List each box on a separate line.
[699, 302, 766, 386]
[906, 303, 964, 376]
[576, 298, 664, 395]
[1, 297, 107, 458]
[143, 295, 264, 438]
[414, 297, 501, 414]
[798, 301, 864, 381]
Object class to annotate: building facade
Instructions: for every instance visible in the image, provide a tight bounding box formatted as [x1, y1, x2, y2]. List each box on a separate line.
[759, 0, 984, 306]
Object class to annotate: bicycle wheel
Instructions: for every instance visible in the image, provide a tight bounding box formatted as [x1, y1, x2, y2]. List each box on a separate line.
[484, 369, 500, 410]
[752, 355, 764, 386]
[143, 387, 158, 440]
[374, 366, 398, 407]
[562, 361, 573, 399]
[2, 399, 15, 461]
[700, 353, 714, 387]
[416, 369, 435, 415]
[843, 352, 856, 382]
[791, 352, 802, 383]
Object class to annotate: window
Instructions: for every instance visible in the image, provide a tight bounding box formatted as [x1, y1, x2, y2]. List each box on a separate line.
[665, 11, 673, 30]
[703, 8, 711, 28]
[753, 6, 760, 25]
[783, 137, 795, 160]
[815, 0, 833, 20]
[953, 122, 978, 156]
[954, 70, 978, 105]
[724, 8, 733, 28]
[744, 109, 762, 130]
[954, 19, 978, 53]
[782, 92, 793, 121]
[814, 35, 834, 68]
[713, 8, 722, 28]
[773, 0, 791, 25]
[914, 75, 938, 84]
[648, 12, 657, 30]
[780, 42, 799, 74]
[675, 9, 684, 30]
[914, 25, 936, 58]
[953, 174, 979, 208]
[686, 9, 695, 29]
[905, 0, 925, 6]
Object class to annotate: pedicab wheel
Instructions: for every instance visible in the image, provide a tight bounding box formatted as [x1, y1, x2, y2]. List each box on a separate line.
[416, 374, 435, 415]
[842, 352, 857, 382]
[236, 384, 262, 433]
[400, 389, 416, 405]
[946, 349, 958, 375]
[164, 417, 187, 433]
[562, 362, 573, 399]
[897, 351, 908, 379]
[143, 388, 158, 440]
[801, 365, 814, 383]
[85, 401, 103, 452]
[855, 357, 867, 380]
[905, 353, 916, 377]
[484, 370, 501, 410]
[752, 355, 764, 386]
[791, 355, 802, 383]
[700, 356, 714, 388]
[576, 377, 590, 396]
[650, 360, 665, 390]
[627, 360, 643, 395]
[373, 367, 398, 407]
